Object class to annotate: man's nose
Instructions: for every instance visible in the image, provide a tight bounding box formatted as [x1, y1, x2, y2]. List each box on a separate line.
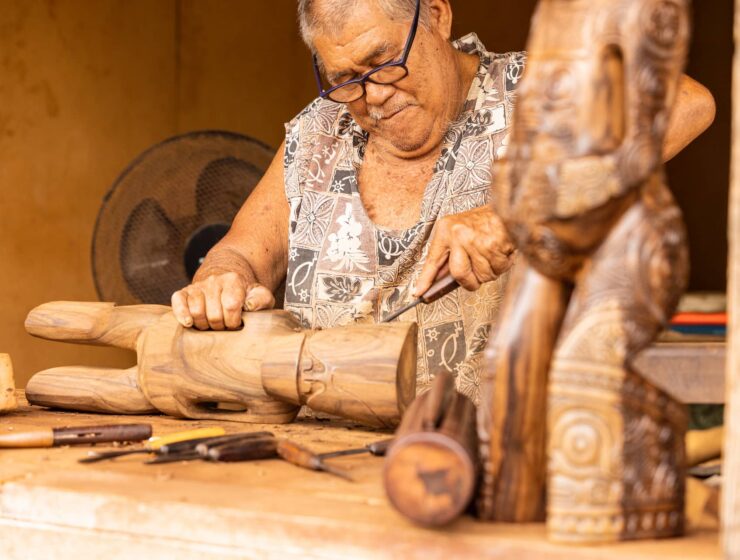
[364, 82, 395, 107]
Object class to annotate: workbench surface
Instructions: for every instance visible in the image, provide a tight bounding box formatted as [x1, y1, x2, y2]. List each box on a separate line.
[0, 394, 721, 560]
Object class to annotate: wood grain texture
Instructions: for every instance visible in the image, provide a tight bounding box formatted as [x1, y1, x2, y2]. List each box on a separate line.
[0, 355, 18, 413]
[634, 341, 725, 404]
[723, 0, 740, 555]
[25, 366, 156, 415]
[384, 372, 478, 527]
[25, 304, 416, 429]
[480, 0, 692, 543]
[0, 396, 722, 560]
[477, 264, 569, 522]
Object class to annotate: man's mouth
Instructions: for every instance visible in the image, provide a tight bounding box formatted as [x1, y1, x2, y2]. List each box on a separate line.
[369, 104, 412, 122]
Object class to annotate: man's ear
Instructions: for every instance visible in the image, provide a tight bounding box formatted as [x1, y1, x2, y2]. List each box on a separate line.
[428, 0, 453, 41]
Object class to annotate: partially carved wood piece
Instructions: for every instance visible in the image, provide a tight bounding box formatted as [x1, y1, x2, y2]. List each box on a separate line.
[0, 354, 18, 413]
[25, 302, 417, 429]
[478, 0, 691, 543]
[384, 372, 478, 527]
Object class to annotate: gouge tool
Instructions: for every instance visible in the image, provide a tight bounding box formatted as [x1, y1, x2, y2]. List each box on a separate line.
[382, 274, 459, 323]
[79, 427, 226, 463]
[277, 439, 355, 482]
[144, 432, 276, 464]
[317, 438, 394, 460]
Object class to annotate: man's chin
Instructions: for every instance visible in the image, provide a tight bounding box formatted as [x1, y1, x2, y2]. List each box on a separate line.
[388, 133, 431, 153]
[381, 113, 433, 152]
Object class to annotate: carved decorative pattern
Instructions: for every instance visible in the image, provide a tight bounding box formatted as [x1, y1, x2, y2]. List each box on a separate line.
[477, 0, 691, 543]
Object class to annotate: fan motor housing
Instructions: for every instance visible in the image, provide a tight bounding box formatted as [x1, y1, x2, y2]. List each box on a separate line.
[92, 131, 275, 305]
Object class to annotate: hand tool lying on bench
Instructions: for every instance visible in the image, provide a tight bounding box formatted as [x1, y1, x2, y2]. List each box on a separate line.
[79, 427, 226, 463]
[0, 423, 152, 448]
[382, 274, 459, 323]
[151, 435, 355, 481]
[144, 432, 276, 464]
[317, 438, 394, 460]
[277, 439, 354, 482]
[148, 435, 355, 480]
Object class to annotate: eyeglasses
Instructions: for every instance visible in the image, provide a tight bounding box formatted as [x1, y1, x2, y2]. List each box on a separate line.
[312, 0, 421, 103]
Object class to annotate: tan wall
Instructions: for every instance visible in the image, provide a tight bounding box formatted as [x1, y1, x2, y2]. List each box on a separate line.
[0, 0, 178, 385]
[0, 0, 731, 386]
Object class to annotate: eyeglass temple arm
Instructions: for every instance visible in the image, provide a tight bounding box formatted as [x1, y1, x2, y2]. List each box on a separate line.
[401, 0, 421, 64]
[312, 55, 328, 97]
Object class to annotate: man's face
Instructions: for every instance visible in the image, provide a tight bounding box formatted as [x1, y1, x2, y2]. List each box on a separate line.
[313, 1, 458, 155]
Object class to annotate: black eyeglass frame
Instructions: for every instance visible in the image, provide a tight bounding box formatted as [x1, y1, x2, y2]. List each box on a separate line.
[311, 0, 421, 103]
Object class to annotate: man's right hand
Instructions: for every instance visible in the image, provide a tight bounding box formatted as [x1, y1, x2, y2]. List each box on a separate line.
[171, 272, 276, 331]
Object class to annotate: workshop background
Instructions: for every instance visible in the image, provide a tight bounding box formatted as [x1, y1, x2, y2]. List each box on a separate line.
[0, 0, 732, 385]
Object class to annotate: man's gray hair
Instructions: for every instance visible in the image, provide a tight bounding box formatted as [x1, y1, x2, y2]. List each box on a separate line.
[298, 0, 430, 51]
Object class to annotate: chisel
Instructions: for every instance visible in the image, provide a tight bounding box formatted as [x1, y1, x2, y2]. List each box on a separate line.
[79, 427, 226, 463]
[0, 423, 152, 448]
[204, 434, 278, 463]
[382, 274, 459, 323]
[317, 438, 394, 460]
[144, 432, 276, 464]
[276, 439, 354, 482]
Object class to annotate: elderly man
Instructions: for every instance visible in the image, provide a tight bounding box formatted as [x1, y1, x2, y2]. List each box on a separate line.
[171, 0, 715, 401]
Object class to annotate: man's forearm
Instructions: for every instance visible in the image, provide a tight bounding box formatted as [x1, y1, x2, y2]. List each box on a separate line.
[193, 245, 259, 285]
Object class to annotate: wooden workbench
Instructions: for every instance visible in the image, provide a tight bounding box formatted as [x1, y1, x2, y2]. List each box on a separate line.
[0, 394, 721, 560]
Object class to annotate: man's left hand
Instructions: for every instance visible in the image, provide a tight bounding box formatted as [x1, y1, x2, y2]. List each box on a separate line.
[414, 206, 515, 296]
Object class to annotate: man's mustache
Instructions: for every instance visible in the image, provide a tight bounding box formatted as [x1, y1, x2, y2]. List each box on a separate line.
[367, 103, 412, 122]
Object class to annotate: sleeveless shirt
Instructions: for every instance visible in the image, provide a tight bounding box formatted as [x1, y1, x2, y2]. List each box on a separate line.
[282, 33, 525, 404]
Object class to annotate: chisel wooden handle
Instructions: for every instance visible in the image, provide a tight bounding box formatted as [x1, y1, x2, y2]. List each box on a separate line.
[195, 432, 275, 457]
[420, 274, 459, 304]
[0, 423, 152, 448]
[276, 439, 321, 470]
[207, 436, 278, 462]
[277, 440, 354, 481]
[53, 424, 152, 446]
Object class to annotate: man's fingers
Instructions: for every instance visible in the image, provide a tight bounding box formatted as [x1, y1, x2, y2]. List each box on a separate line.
[470, 251, 497, 284]
[204, 288, 226, 331]
[245, 285, 276, 311]
[222, 285, 246, 330]
[171, 290, 194, 328]
[490, 249, 516, 277]
[448, 247, 480, 291]
[186, 290, 209, 330]
[415, 248, 451, 297]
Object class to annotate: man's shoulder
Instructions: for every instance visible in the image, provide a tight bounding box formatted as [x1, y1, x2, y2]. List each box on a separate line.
[472, 50, 527, 108]
[482, 50, 527, 82]
[286, 97, 351, 136]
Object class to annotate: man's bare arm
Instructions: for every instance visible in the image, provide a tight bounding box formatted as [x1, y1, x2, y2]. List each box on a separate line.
[171, 141, 290, 330]
[415, 74, 716, 296]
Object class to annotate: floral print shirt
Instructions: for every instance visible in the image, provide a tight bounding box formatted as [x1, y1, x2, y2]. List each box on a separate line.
[282, 33, 525, 403]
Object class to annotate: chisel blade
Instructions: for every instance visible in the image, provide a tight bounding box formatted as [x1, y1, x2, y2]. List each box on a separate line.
[381, 298, 422, 323]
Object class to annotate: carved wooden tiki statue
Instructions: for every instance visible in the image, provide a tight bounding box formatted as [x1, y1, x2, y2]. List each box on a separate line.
[477, 0, 691, 543]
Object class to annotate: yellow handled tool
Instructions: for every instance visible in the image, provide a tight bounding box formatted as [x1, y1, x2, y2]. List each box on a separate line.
[79, 427, 226, 463]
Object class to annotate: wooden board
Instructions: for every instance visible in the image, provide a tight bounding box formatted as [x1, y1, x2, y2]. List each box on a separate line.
[635, 341, 726, 403]
[0, 394, 720, 559]
[723, 0, 740, 556]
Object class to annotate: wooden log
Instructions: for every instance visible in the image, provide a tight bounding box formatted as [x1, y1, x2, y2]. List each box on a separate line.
[25, 303, 417, 429]
[384, 372, 478, 527]
[723, 0, 740, 555]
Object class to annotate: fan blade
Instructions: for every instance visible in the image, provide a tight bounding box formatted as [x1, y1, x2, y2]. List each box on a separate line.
[121, 198, 185, 304]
